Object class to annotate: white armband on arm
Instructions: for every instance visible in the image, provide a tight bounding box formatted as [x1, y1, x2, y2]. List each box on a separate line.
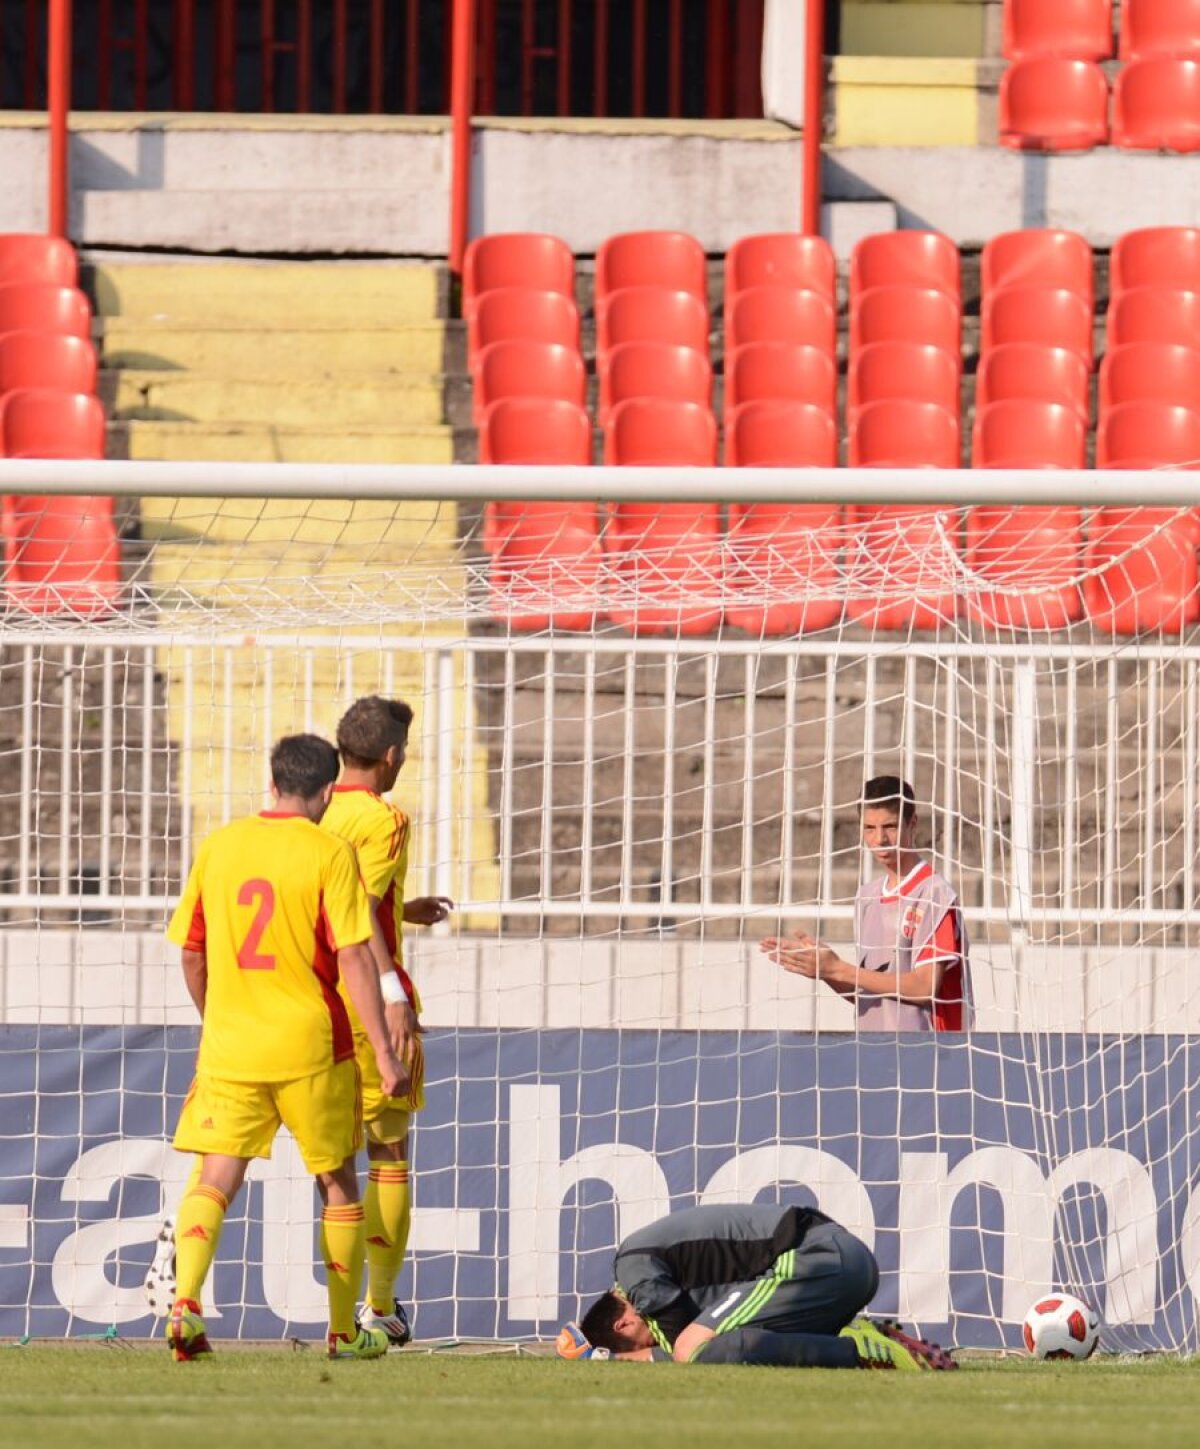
[380, 970, 407, 1006]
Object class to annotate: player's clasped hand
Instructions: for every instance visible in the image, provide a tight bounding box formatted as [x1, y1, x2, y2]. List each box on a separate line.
[376, 1049, 409, 1101]
[403, 895, 454, 926]
[760, 934, 829, 979]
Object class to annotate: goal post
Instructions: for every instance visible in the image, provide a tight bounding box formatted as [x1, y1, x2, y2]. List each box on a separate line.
[0, 458, 1198, 1353]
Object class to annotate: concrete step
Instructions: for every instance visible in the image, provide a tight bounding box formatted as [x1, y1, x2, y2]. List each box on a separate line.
[89, 260, 442, 326]
[114, 419, 453, 464]
[98, 319, 446, 375]
[108, 370, 444, 427]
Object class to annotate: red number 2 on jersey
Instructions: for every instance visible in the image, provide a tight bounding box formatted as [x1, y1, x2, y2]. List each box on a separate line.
[236, 879, 276, 970]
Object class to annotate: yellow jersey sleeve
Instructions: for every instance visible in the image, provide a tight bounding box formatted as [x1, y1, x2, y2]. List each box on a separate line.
[322, 835, 374, 951]
[167, 843, 208, 951]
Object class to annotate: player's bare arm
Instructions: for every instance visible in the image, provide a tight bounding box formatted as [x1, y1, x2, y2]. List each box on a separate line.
[340, 940, 408, 1099]
[180, 947, 208, 1015]
[365, 891, 420, 1062]
[402, 895, 454, 926]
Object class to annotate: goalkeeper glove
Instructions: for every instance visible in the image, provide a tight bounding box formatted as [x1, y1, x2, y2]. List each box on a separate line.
[556, 1322, 611, 1360]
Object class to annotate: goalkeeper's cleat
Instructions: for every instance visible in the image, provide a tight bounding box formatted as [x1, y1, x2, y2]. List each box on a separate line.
[359, 1298, 412, 1348]
[143, 1216, 177, 1317]
[327, 1326, 389, 1361]
[839, 1317, 923, 1371]
[872, 1317, 958, 1371]
[166, 1298, 213, 1362]
[556, 1321, 610, 1360]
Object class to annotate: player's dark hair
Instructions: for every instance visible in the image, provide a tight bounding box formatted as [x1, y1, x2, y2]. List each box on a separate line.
[861, 774, 917, 824]
[270, 733, 340, 799]
[337, 695, 414, 767]
[580, 1291, 632, 1353]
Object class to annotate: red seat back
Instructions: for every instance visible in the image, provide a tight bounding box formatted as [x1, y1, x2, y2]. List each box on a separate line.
[0, 235, 79, 288]
[725, 400, 838, 467]
[973, 399, 1087, 467]
[851, 231, 960, 296]
[981, 229, 1094, 304]
[725, 234, 836, 302]
[848, 341, 960, 421]
[976, 343, 1090, 415]
[981, 286, 1094, 362]
[724, 343, 837, 418]
[850, 287, 962, 353]
[0, 388, 105, 457]
[480, 398, 591, 464]
[600, 341, 711, 424]
[999, 58, 1110, 150]
[1107, 288, 1200, 348]
[1098, 400, 1200, 467]
[0, 331, 98, 396]
[1004, 0, 1114, 60]
[1100, 342, 1200, 413]
[1111, 228, 1200, 296]
[605, 397, 716, 466]
[462, 234, 575, 316]
[1120, 0, 1200, 59]
[0, 284, 91, 339]
[467, 288, 580, 364]
[596, 231, 706, 300]
[725, 287, 836, 353]
[849, 399, 960, 468]
[473, 340, 586, 423]
[1114, 57, 1200, 151]
[596, 287, 709, 358]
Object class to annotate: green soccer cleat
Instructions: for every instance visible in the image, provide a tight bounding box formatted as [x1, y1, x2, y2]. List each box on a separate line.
[327, 1326, 390, 1361]
[166, 1298, 213, 1362]
[872, 1317, 958, 1370]
[840, 1317, 928, 1371]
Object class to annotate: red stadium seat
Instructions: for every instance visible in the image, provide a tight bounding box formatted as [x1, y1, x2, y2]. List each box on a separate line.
[1120, 0, 1200, 59]
[479, 400, 598, 632]
[981, 286, 1094, 363]
[1097, 400, 1200, 467]
[723, 343, 837, 419]
[467, 288, 580, 364]
[462, 233, 575, 316]
[0, 235, 78, 288]
[0, 331, 98, 396]
[596, 231, 707, 301]
[725, 234, 836, 302]
[1084, 508, 1200, 633]
[850, 231, 960, 297]
[972, 399, 1087, 468]
[981, 229, 1093, 305]
[0, 390, 118, 616]
[604, 398, 720, 635]
[1003, 0, 1114, 61]
[1100, 342, 1200, 413]
[966, 506, 1084, 629]
[599, 341, 711, 426]
[596, 287, 710, 358]
[848, 342, 960, 424]
[1110, 228, 1200, 297]
[999, 58, 1110, 150]
[1107, 288, 1200, 348]
[1114, 57, 1200, 150]
[725, 287, 836, 354]
[724, 400, 840, 635]
[472, 340, 586, 425]
[850, 287, 962, 354]
[976, 344, 1090, 417]
[0, 284, 90, 339]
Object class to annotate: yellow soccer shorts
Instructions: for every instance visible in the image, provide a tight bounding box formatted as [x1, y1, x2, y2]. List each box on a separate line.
[357, 1031, 425, 1145]
[173, 1059, 363, 1174]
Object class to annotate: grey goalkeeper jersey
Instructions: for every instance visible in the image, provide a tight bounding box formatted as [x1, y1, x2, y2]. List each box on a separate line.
[613, 1203, 828, 1348]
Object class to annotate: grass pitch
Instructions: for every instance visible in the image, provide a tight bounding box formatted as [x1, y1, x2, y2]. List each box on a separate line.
[3, 1345, 1197, 1449]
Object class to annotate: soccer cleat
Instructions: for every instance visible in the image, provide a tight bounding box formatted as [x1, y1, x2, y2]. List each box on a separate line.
[872, 1317, 958, 1370]
[359, 1298, 413, 1348]
[327, 1326, 390, 1361]
[839, 1317, 923, 1371]
[166, 1298, 213, 1362]
[143, 1216, 177, 1317]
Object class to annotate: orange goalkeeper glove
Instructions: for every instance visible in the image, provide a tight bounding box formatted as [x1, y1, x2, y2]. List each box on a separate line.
[556, 1322, 610, 1360]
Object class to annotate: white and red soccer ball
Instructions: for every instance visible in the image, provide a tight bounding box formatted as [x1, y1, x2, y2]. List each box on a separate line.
[1022, 1293, 1101, 1359]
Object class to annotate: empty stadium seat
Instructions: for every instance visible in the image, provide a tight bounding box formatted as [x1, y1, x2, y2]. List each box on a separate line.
[1114, 57, 1200, 150]
[725, 400, 838, 468]
[849, 399, 960, 469]
[981, 229, 1094, 305]
[723, 343, 837, 419]
[1107, 288, 1200, 348]
[1084, 508, 1200, 633]
[981, 286, 1095, 363]
[462, 233, 575, 316]
[850, 287, 962, 354]
[999, 58, 1110, 150]
[725, 234, 836, 302]
[0, 234, 78, 288]
[0, 284, 91, 339]
[1110, 227, 1200, 297]
[848, 342, 960, 424]
[599, 341, 711, 426]
[972, 399, 1088, 468]
[479, 396, 592, 465]
[850, 231, 960, 297]
[1098, 399, 1200, 467]
[596, 287, 710, 358]
[467, 288, 580, 364]
[472, 339, 586, 424]
[1120, 0, 1200, 59]
[604, 397, 720, 635]
[596, 231, 707, 301]
[1100, 342, 1200, 413]
[0, 331, 98, 396]
[976, 344, 1090, 417]
[965, 503, 1085, 630]
[725, 287, 837, 354]
[1003, 0, 1113, 61]
[0, 388, 105, 457]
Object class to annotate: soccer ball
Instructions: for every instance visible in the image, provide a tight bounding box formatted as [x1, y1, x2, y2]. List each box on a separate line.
[143, 1215, 177, 1317]
[1022, 1293, 1100, 1360]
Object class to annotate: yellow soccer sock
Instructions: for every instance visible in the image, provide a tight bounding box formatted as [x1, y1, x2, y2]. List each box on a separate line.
[321, 1203, 367, 1339]
[175, 1183, 229, 1310]
[364, 1162, 411, 1314]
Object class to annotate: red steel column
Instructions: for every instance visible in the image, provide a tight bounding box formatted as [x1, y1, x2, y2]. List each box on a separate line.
[48, 0, 72, 238]
[802, 0, 825, 235]
[449, 0, 477, 280]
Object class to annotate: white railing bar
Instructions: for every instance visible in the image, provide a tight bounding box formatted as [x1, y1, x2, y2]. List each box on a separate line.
[435, 649, 455, 904]
[780, 652, 797, 912]
[460, 648, 476, 909]
[819, 657, 836, 916]
[660, 655, 676, 916]
[303, 648, 315, 733]
[99, 646, 114, 895]
[180, 649, 194, 881]
[540, 652, 555, 910]
[902, 655, 917, 793]
[261, 646, 274, 805]
[419, 647, 437, 896]
[1143, 663, 1159, 910]
[498, 648, 515, 903]
[739, 655, 755, 911]
[700, 654, 717, 911]
[139, 645, 154, 896]
[17, 646, 33, 895]
[1186, 660, 1197, 918]
[580, 650, 596, 903]
[983, 656, 996, 917]
[1063, 663, 1077, 912]
[221, 646, 234, 825]
[620, 652, 637, 908]
[58, 646, 74, 895]
[940, 661, 957, 881]
[1103, 659, 1119, 915]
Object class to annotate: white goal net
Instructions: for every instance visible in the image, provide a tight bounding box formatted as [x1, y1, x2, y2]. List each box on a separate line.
[2, 459, 1199, 1354]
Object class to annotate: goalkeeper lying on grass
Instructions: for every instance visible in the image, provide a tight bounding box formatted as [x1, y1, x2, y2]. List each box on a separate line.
[558, 1203, 955, 1371]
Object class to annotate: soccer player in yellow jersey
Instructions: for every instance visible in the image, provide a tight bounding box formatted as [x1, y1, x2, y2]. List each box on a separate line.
[164, 733, 407, 1363]
[321, 695, 453, 1347]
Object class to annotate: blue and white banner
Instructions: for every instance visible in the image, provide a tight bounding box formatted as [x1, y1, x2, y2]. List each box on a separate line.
[2, 1027, 1198, 1350]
